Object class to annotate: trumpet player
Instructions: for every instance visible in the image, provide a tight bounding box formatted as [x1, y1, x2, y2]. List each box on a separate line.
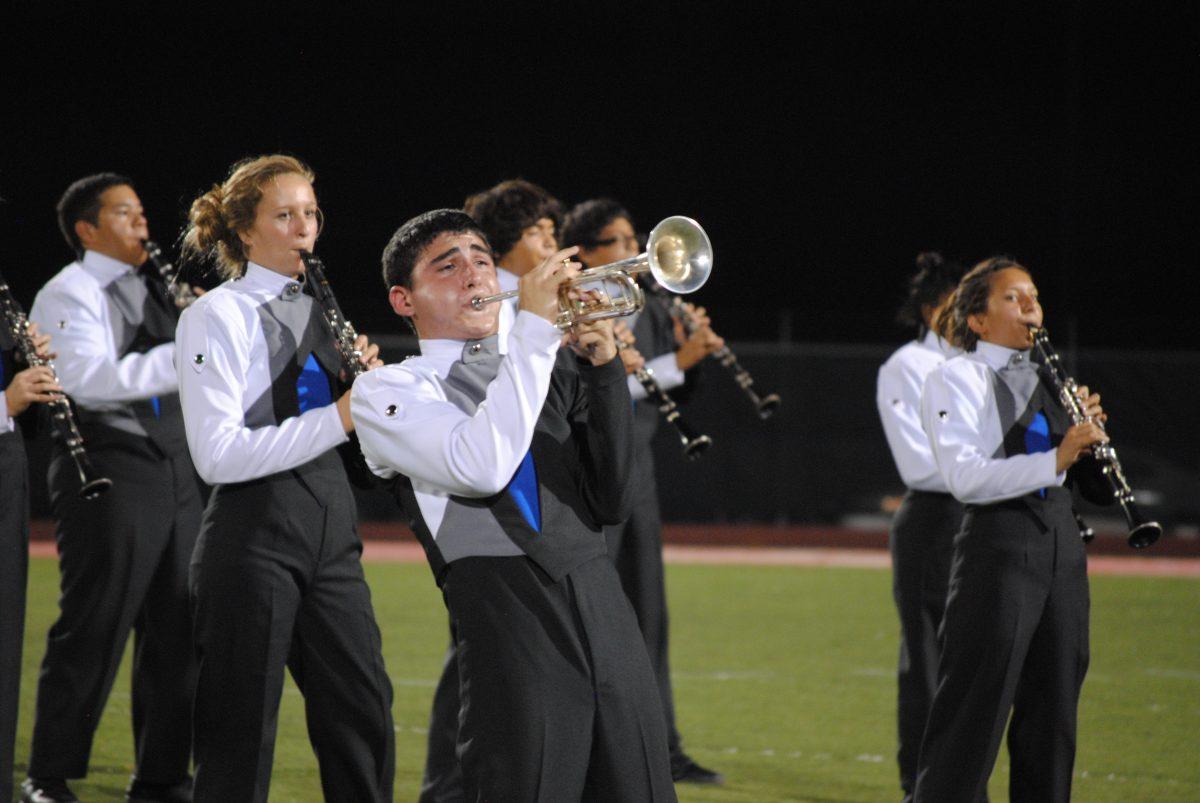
[559, 198, 725, 785]
[176, 155, 393, 802]
[875, 251, 965, 802]
[23, 174, 203, 803]
[914, 257, 1111, 802]
[353, 209, 676, 800]
[1, 318, 56, 803]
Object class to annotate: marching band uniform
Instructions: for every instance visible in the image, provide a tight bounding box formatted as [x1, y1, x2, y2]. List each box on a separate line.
[175, 262, 394, 802]
[606, 295, 695, 774]
[914, 341, 1091, 802]
[25, 250, 202, 790]
[875, 329, 963, 800]
[0, 335, 32, 803]
[353, 310, 677, 801]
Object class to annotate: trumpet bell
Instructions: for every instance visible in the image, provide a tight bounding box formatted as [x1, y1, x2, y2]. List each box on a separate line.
[647, 216, 712, 294]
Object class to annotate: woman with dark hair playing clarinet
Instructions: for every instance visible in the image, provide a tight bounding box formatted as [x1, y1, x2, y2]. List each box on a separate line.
[914, 257, 1109, 802]
[176, 154, 394, 802]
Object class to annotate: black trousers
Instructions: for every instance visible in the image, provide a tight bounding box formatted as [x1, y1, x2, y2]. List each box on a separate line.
[0, 433, 30, 803]
[889, 489, 962, 800]
[28, 444, 201, 783]
[602, 470, 684, 763]
[914, 492, 1089, 803]
[441, 554, 676, 802]
[189, 465, 394, 803]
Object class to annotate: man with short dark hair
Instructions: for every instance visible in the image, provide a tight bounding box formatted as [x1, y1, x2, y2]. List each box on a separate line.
[354, 209, 677, 801]
[23, 175, 202, 803]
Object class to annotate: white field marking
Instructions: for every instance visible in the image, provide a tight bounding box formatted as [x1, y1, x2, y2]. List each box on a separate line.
[855, 754, 884, 763]
[1144, 667, 1200, 681]
[392, 725, 428, 735]
[761, 749, 776, 756]
[673, 670, 777, 681]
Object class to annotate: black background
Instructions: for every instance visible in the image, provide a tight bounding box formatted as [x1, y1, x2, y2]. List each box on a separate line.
[2, 3, 1197, 349]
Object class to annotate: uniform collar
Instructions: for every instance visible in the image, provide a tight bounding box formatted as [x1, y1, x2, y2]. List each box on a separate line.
[919, 329, 957, 358]
[974, 339, 1031, 372]
[495, 266, 520, 294]
[419, 331, 506, 375]
[240, 261, 305, 300]
[81, 249, 137, 286]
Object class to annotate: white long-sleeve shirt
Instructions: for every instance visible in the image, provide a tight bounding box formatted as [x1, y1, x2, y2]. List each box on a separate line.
[876, 330, 956, 492]
[921, 340, 1066, 505]
[175, 262, 348, 485]
[28, 250, 177, 410]
[351, 310, 561, 497]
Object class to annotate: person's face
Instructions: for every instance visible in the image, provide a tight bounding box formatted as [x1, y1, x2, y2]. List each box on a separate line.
[501, 217, 557, 276]
[968, 267, 1043, 349]
[389, 231, 500, 341]
[76, 184, 149, 265]
[239, 172, 319, 277]
[578, 217, 638, 268]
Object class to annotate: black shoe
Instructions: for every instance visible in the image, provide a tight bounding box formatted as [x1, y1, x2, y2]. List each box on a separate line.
[126, 776, 193, 803]
[19, 778, 80, 803]
[671, 757, 725, 785]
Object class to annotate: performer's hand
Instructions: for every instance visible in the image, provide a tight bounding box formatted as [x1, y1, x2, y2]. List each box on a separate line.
[520, 246, 580, 325]
[1055, 421, 1108, 474]
[569, 318, 618, 366]
[616, 342, 645, 375]
[675, 326, 724, 371]
[354, 334, 383, 371]
[1074, 385, 1106, 424]
[336, 389, 355, 433]
[26, 322, 55, 362]
[5, 366, 62, 417]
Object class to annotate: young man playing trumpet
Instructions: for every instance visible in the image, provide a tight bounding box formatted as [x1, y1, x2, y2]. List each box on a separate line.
[352, 209, 677, 801]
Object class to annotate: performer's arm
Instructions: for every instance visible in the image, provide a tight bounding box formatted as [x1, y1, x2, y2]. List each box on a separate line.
[175, 298, 348, 485]
[352, 312, 561, 497]
[29, 280, 176, 405]
[877, 358, 942, 489]
[922, 364, 1064, 504]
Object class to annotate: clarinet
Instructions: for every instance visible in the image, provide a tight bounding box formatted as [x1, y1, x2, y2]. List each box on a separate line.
[615, 338, 712, 460]
[1028, 326, 1162, 549]
[298, 250, 365, 381]
[662, 292, 781, 420]
[142, 239, 198, 309]
[0, 268, 112, 500]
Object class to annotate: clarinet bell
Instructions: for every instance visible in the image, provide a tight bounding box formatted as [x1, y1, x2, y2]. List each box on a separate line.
[1128, 520, 1163, 549]
[755, 393, 782, 420]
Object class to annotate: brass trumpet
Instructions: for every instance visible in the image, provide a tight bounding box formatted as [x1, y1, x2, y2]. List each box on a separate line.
[470, 216, 712, 328]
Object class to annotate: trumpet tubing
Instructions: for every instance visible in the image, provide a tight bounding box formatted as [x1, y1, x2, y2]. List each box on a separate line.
[470, 216, 712, 329]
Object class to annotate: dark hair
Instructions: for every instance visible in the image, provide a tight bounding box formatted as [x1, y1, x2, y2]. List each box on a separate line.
[182, 154, 317, 280]
[559, 198, 633, 251]
[56, 173, 134, 258]
[935, 255, 1030, 351]
[463, 179, 562, 260]
[896, 251, 967, 338]
[381, 209, 490, 290]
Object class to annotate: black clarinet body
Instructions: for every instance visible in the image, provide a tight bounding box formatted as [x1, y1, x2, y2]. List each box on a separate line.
[1029, 326, 1161, 549]
[298, 250, 365, 381]
[616, 339, 712, 460]
[660, 291, 781, 420]
[142, 239, 198, 309]
[0, 268, 112, 500]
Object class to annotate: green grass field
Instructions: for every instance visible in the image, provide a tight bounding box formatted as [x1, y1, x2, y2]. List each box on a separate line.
[11, 558, 1200, 801]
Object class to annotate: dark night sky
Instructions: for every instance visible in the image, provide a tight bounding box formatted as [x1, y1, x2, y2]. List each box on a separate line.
[2, 4, 1197, 350]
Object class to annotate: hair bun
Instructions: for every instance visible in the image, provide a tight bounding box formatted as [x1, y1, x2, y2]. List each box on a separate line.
[915, 251, 944, 272]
